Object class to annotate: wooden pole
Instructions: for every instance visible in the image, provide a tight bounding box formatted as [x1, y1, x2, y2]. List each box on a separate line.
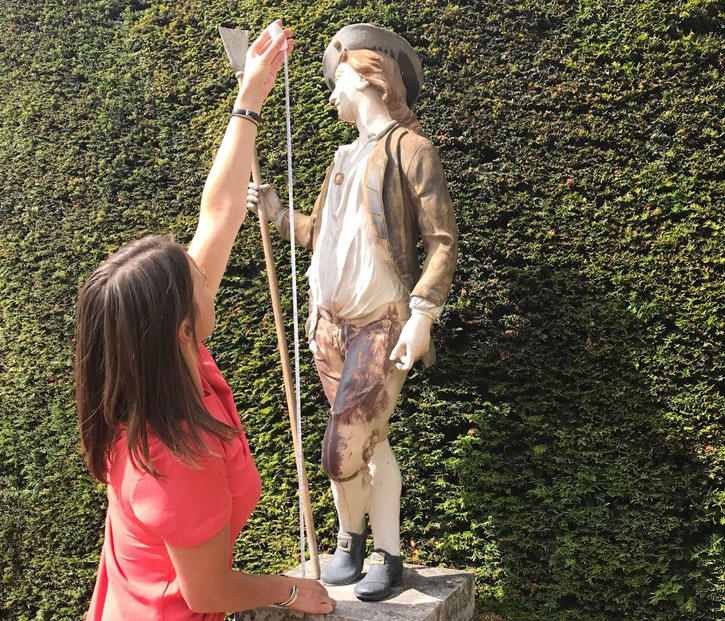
[251, 147, 320, 579]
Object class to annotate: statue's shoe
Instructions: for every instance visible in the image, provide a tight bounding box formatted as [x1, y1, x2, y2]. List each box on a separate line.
[320, 529, 367, 586]
[353, 549, 403, 601]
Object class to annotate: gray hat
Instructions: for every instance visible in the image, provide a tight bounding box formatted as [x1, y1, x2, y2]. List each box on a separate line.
[322, 24, 423, 107]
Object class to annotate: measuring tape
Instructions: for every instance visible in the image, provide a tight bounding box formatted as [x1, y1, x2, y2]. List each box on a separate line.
[267, 20, 307, 579]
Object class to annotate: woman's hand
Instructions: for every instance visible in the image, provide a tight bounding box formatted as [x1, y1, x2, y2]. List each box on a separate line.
[167, 525, 335, 614]
[237, 20, 295, 112]
[287, 578, 336, 615]
[189, 21, 294, 295]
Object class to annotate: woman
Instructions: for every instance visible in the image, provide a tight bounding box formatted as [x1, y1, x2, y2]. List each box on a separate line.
[76, 22, 335, 619]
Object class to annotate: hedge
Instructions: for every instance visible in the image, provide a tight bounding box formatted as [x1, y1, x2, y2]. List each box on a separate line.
[0, 1, 722, 619]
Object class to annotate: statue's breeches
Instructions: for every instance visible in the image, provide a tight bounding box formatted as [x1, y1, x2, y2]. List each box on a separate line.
[313, 303, 410, 482]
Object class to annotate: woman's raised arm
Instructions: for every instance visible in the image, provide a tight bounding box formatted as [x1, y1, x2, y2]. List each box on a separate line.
[188, 22, 294, 296]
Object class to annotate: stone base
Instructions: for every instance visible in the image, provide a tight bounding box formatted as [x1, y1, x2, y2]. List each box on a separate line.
[235, 554, 474, 621]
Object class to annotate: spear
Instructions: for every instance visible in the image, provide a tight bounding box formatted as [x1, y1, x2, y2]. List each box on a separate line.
[218, 25, 320, 579]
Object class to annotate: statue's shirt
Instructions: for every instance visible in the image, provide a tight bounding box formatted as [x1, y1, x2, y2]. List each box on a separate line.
[276, 123, 455, 365]
[307, 120, 408, 319]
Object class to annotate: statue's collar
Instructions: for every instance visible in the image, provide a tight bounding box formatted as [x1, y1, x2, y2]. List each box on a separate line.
[335, 120, 399, 161]
[367, 119, 398, 142]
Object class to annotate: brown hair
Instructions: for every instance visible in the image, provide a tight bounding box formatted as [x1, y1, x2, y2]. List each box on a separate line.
[339, 48, 424, 135]
[75, 235, 239, 482]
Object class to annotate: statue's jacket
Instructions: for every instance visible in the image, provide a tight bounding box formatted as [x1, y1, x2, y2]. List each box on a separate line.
[276, 125, 458, 366]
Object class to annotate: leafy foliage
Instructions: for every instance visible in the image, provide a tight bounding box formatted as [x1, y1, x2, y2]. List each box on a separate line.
[1, 1, 722, 619]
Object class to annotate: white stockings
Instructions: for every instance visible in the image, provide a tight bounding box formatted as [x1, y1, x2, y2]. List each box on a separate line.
[330, 439, 401, 555]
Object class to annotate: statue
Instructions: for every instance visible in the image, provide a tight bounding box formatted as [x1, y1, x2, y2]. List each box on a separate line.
[248, 23, 457, 601]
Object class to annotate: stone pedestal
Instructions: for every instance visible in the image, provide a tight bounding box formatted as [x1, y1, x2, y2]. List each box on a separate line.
[235, 554, 475, 621]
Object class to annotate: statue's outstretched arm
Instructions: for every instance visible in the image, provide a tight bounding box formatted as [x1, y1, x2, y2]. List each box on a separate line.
[246, 163, 335, 250]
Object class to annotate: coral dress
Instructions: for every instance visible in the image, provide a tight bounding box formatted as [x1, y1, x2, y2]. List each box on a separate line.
[86, 344, 261, 620]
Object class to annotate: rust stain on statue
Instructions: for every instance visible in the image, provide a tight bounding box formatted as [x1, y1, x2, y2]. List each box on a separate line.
[323, 312, 402, 481]
[336, 317, 400, 425]
[322, 413, 350, 480]
[361, 431, 378, 465]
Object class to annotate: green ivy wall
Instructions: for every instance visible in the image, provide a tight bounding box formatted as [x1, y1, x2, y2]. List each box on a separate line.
[0, 1, 722, 619]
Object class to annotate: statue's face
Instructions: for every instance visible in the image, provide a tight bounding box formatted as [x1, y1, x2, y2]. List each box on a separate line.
[329, 62, 366, 124]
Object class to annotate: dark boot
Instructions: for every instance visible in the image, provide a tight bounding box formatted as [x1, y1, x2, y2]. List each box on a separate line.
[320, 529, 367, 586]
[353, 549, 403, 601]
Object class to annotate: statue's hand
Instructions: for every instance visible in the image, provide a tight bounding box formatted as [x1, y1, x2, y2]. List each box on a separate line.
[389, 311, 434, 372]
[246, 182, 283, 222]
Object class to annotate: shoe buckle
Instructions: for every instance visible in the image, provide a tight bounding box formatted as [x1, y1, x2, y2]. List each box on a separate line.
[337, 534, 352, 552]
[370, 552, 386, 565]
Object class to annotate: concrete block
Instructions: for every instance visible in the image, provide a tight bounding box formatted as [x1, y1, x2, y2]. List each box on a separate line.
[235, 554, 475, 621]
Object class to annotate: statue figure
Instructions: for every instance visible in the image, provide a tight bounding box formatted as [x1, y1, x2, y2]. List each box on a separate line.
[248, 23, 457, 601]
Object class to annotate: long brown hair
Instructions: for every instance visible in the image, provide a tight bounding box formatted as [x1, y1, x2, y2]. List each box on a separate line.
[340, 48, 424, 135]
[75, 235, 239, 482]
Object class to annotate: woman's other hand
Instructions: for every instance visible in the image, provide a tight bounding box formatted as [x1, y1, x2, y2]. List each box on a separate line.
[238, 20, 295, 111]
[246, 183, 283, 221]
[288, 578, 336, 615]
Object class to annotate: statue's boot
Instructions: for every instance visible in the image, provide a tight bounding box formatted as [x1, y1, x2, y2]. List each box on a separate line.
[320, 529, 368, 585]
[354, 549, 403, 601]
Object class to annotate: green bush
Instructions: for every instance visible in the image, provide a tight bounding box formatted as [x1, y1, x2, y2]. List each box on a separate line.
[1, 1, 722, 619]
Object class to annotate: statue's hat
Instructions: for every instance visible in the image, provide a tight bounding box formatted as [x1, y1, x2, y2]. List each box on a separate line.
[322, 24, 423, 107]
